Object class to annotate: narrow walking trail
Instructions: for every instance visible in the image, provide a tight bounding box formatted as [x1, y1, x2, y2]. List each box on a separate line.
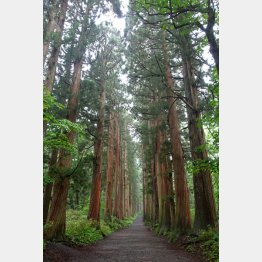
[44, 217, 203, 262]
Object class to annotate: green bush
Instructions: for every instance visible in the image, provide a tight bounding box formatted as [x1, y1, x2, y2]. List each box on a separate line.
[64, 209, 136, 246]
[186, 228, 219, 262]
[65, 209, 103, 245]
[106, 216, 136, 231]
[100, 221, 113, 236]
[198, 228, 219, 262]
[167, 230, 180, 242]
[66, 209, 87, 221]
[66, 220, 103, 245]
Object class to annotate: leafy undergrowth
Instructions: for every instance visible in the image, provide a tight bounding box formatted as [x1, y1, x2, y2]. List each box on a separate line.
[145, 220, 218, 262]
[64, 209, 136, 246]
[183, 228, 219, 262]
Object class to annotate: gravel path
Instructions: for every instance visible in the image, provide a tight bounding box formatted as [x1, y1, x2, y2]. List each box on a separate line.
[44, 216, 203, 262]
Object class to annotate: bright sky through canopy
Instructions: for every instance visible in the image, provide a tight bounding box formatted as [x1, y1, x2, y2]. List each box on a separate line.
[96, 0, 129, 36]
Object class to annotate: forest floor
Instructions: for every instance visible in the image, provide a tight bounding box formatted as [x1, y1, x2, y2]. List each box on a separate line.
[44, 216, 204, 262]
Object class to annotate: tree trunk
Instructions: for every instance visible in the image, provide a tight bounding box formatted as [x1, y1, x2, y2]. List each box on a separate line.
[142, 168, 146, 220]
[82, 189, 87, 208]
[113, 116, 120, 217]
[124, 129, 129, 217]
[206, 28, 219, 74]
[43, 148, 58, 225]
[44, 0, 68, 92]
[142, 145, 148, 221]
[155, 117, 162, 225]
[44, 58, 82, 240]
[75, 190, 80, 207]
[43, 0, 68, 135]
[149, 120, 159, 225]
[88, 79, 106, 223]
[44, 176, 69, 240]
[118, 144, 124, 219]
[180, 35, 217, 229]
[206, 3, 219, 73]
[112, 113, 123, 219]
[197, 3, 219, 73]
[163, 31, 191, 234]
[44, 139, 73, 240]
[44, 2, 92, 240]
[159, 129, 172, 232]
[43, 0, 59, 66]
[104, 111, 115, 221]
[167, 156, 176, 230]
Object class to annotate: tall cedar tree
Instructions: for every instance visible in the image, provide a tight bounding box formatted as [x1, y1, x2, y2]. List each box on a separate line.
[162, 31, 191, 233]
[44, 3, 93, 240]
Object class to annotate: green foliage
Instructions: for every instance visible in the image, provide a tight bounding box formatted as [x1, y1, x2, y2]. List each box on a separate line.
[193, 159, 210, 173]
[43, 89, 84, 155]
[106, 216, 136, 231]
[167, 231, 179, 242]
[157, 226, 169, 236]
[66, 209, 103, 245]
[65, 209, 136, 246]
[145, 221, 174, 240]
[100, 221, 113, 236]
[186, 228, 219, 262]
[43, 174, 54, 186]
[66, 220, 103, 245]
[157, 226, 219, 261]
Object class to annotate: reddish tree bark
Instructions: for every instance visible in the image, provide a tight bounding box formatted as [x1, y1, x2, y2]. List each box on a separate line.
[88, 79, 106, 224]
[163, 31, 191, 233]
[44, 4, 92, 236]
[43, 0, 68, 135]
[180, 35, 217, 229]
[149, 120, 159, 225]
[43, 0, 59, 66]
[44, 59, 82, 240]
[118, 150, 124, 220]
[43, 148, 58, 225]
[154, 117, 162, 225]
[142, 169, 146, 220]
[112, 113, 124, 219]
[44, 0, 68, 93]
[113, 113, 120, 217]
[104, 111, 115, 221]
[159, 127, 172, 232]
[142, 145, 149, 221]
[44, 176, 69, 240]
[167, 154, 176, 230]
[123, 126, 130, 217]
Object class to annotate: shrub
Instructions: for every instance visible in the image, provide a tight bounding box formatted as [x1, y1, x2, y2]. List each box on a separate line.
[100, 221, 113, 236]
[66, 220, 103, 245]
[185, 227, 219, 262]
[64, 209, 136, 246]
[106, 215, 136, 231]
[198, 228, 219, 262]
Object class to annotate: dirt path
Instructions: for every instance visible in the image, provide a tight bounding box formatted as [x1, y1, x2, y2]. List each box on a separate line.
[44, 216, 203, 262]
